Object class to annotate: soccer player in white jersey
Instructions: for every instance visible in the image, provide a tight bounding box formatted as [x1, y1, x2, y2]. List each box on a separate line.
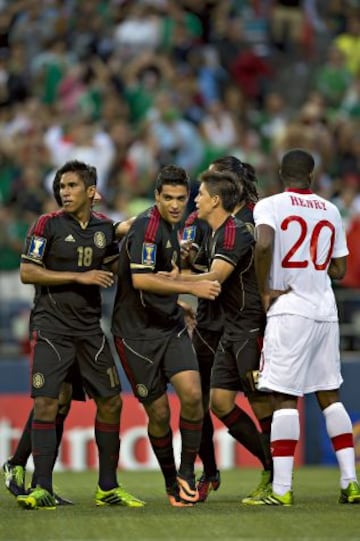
[252, 148, 360, 506]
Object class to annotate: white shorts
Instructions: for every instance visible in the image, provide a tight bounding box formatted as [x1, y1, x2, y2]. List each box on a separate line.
[258, 315, 343, 396]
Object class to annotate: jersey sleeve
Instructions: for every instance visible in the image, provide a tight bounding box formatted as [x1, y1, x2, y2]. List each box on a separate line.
[21, 215, 52, 266]
[253, 197, 276, 229]
[214, 221, 253, 267]
[127, 217, 157, 274]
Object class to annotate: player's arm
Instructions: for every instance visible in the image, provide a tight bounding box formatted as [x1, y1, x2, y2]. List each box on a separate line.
[114, 216, 136, 239]
[328, 256, 347, 280]
[175, 257, 234, 284]
[132, 272, 220, 300]
[20, 262, 114, 288]
[254, 223, 274, 310]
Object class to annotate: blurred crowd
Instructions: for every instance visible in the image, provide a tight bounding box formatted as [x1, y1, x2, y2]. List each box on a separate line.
[1, 0, 360, 322]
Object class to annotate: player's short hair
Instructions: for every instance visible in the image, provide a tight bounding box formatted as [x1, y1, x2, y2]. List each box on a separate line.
[280, 149, 315, 182]
[53, 160, 98, 199]
[53, 175, 62, 206]
[198, 169, 241, 212]
[155, 164, 190, 193]
[210, 156, 259, 204]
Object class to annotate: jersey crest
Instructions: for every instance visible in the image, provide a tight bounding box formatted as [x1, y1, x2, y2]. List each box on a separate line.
[94, 231, 106, 248]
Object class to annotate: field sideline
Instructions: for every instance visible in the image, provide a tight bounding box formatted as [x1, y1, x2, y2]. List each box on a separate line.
[1, 467, 360, 541]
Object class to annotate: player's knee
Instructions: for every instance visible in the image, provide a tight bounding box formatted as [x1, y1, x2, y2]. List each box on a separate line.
[33, 396, 59, 421]
[181, 387, 202, 411]
[97, 394, 122, 419]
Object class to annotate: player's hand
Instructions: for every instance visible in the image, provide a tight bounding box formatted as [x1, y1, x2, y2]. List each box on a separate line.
[114, 216, 136, 238]
[178, 301, 197, 335]
[262, 287, 291, 311]
[76, 270, 114, 288]
[191, 280, 221, 300]
[180, 239, 192, 262]
[157, 260, 179, 280]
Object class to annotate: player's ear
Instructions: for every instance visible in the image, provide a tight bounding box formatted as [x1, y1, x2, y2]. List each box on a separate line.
[88, 185, 96, 200]
[154, 189, 160, 203]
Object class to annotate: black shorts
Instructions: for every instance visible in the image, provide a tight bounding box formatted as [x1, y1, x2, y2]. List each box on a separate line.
[30, 330, 122, 399]
[64, 362, 86, 402]
[114, 330, 198, 403]
[192, 328, 222, 393]
[210, 333, 263, 395]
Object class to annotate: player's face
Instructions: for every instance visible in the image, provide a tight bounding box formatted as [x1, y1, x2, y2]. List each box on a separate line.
[195, 182, 216, 221]
[60, 172, 96, 215]
[155, 184, 189, 225]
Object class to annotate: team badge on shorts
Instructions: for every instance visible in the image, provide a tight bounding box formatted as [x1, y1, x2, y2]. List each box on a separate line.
[28, 236, 47, 261]
[94, 231, 106, 248]
[32, 373, 45, 389]
[136, 384, 149, 398]
[182, 226, 196, 242]
[142, 243, 156, 267]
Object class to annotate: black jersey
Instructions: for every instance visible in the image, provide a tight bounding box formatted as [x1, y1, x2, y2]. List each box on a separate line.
[182, 211, 223, 332]
[21, 210, 119, 335]
[112, 206, 185, 340]
[206, 214, 265, 340]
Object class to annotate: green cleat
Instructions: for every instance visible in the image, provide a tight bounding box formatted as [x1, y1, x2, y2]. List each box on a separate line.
[17, 487, 56, 510]
[339, 481, 360, 504]
[3, 460, 26, 497]
[95, 485, 145, 507]
[258, 490, 294, 506]
[242, 470, 272, 505]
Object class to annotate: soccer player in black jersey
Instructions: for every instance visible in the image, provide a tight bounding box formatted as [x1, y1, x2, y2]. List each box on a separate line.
[193, 166, 274, 504]
[15, 160, 144, 510]
[112, 164, 221, 507]
[3, 173, 134, 506]
[182, 157, 273, 502]
[181, 211, 223, 501]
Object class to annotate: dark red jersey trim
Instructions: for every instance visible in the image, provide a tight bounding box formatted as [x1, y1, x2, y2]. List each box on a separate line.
[184, 211, 199, 227]
[144, 206, 161, 243]
[114, 337, 138, 395]
[92, 210, 111, 221]
[32, 211, 63, 236]
[223, 217, 236, 250]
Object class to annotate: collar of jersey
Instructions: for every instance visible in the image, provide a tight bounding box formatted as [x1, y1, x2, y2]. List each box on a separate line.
[285, 188, 313, 194]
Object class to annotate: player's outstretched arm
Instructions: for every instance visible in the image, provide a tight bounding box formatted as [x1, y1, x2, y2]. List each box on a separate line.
[20, 262, 114, 288]
[132, 272, 220, 300]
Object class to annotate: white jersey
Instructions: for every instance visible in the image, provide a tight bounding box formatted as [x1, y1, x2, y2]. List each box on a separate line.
[254, 189, 349, 321]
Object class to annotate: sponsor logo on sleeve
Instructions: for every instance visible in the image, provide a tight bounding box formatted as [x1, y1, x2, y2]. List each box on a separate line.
[28, 236, 47, 260]
[142, 243, 156, 266]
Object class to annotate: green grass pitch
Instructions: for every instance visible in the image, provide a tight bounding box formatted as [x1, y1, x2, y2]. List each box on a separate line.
[1, 467, 360, 541]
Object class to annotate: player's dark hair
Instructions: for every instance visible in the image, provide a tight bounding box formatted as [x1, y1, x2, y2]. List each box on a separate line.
[198, 169, 241, 212]
[52, 176, 62, 206]
[53, 160, 98, 199]
[211, 155, 259, 204]
[280, 148, 315, 185]
[155, 164, 190, 193]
